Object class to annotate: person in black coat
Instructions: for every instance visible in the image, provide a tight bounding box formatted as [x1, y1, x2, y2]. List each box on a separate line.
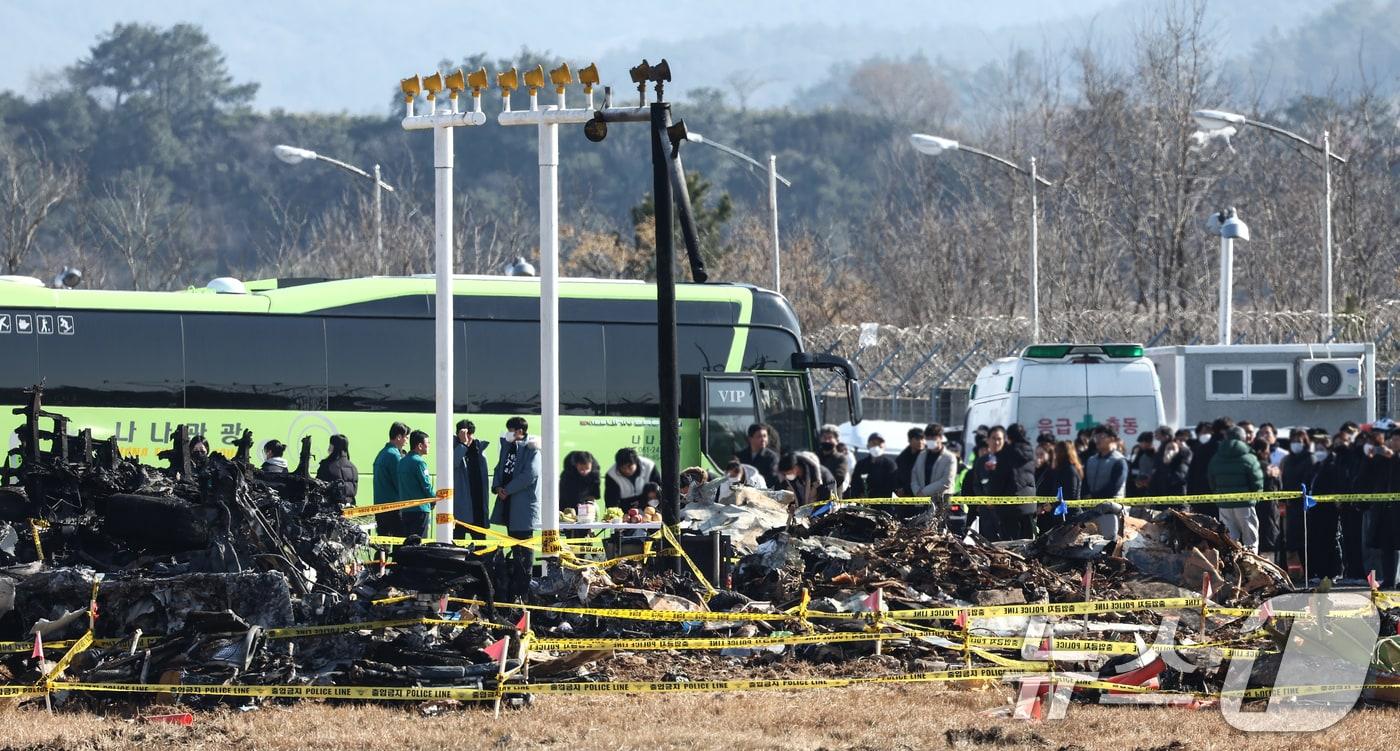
[559, 450, 601, 512]
[894, 426, 926, 497]
[851, 433, 899, 499]
[1307, 435, 1353, 581]
[1337, 431, 1370, 580]
[1361, 429, 1400, 588]
[735, 423, 780, 489]
[1147, 426, 1191, 505]
[1279, 428, 1319, 567]
[996, 424, 1038, 540]
[315, 434, 359, 506]
[1186, 419, 1226, 517]
[1251, 438, 1283, 554]
[1037, 441, 1083, 533]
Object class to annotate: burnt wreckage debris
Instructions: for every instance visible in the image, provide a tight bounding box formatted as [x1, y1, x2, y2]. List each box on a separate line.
[1, 386, 1393, 710]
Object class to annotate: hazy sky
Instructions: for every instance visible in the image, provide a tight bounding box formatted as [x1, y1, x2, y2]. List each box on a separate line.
[0, 0, 1125, 112]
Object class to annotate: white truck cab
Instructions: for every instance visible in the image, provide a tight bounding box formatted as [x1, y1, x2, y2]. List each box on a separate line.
[963, 344, 1166, 446]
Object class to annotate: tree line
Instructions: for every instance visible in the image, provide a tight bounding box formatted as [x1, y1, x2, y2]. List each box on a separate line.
[1, 2, 1397, 355]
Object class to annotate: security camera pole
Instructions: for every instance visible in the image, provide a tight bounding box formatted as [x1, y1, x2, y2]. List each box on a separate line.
[1211, 207, 1250, 346]
[400, 69, 489, 544]
[496, 62, 601, 556]
[1193, 110, 1346, 339]
[582, 60, 707, 540]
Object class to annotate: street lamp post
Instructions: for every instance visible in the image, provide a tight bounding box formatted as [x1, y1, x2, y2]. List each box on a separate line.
[273, 144, 395, 255]
[682, 132, 791, 293]
[909, 134, 1051, 342]
[1192, 109, 1347, 339]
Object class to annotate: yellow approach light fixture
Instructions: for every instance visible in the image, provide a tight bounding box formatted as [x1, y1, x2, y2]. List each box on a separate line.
[549, 63, 573, 94]
[523, 65, 546, 96]
[444, 69, 466, 100]
[648, 59, 671, 84]
[422, 71, 444, 101]
[498, 67, 519, 95]
[578, 63, 599, 94]
[400, 74, 421, 103]
[466, 67, 489, 97]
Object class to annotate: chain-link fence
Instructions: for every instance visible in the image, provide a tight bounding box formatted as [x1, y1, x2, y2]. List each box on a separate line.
[809, 304, 1400, 424]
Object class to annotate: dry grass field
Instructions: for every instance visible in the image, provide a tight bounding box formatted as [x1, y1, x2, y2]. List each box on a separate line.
[6, 685, 1400, 751]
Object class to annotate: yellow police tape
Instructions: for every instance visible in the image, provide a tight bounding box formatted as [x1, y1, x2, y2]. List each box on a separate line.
[43, 630, 93, 685]
[960, 490, 1400, 507]
[532, 631, 899, 652]
[659, 524, 719, 600]
[962, 491, 1300, 507]
[440, 594, 1265, 624]
[811, 497, 935, 507]
[26, 673, 1400, 703]
[871, 597, 1205, 621]
[53, 681, 500, 702]
[342, 496, 439, 518]
[0, 635, 160, 654]
[512, 666, 1022, 695]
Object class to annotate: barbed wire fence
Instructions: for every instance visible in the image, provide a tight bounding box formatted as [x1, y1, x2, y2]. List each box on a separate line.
[809, 303, 1400, 426]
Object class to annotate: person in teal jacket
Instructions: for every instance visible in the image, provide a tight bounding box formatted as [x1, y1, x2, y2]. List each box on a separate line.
[372, 422, 410, 536]
[397, 429, 434, 539]
[1208, 426, 1264, 553]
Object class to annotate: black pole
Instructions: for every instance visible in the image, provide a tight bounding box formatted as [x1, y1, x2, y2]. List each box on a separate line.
[666, 128, 708, 283]
[651, 101, 680, 529]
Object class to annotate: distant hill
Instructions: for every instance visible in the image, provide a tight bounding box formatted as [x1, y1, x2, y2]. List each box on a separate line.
[4, 0, 1385, 115]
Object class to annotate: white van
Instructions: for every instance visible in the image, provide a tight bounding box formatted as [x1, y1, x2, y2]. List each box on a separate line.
[963, 344, 1167, 446]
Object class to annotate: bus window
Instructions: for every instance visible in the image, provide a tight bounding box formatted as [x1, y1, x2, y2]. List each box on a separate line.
[560, 323, 605, 416]
[742, 327, 801, 372]
[0, 321, 37, 405]
[603, 324, 657, 417]
[702, 375, 759, 469]
[326, 317, 433, 412]
[37, 311, 183, 408]
[466, 320, 540, 414]
[184, 314, 328, 410]
[757, 373, 813, 454]
[680, 325, 734, 375]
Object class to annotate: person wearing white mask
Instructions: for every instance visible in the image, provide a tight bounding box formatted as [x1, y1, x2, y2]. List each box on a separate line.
[1281, 427, 1320, 574]
[852, 432, 900, 500]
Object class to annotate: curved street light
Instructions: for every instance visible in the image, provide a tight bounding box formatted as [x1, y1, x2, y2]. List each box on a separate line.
[273, 144, 395, 254]
[682, 130, 790, 293]
[910, 133, 1052, 342]
[1192, 109, 1347, 339]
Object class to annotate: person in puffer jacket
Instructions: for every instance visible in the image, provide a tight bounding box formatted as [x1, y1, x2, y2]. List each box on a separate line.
[1208, 426, 1265, 552]
[604, 448, 661, 511]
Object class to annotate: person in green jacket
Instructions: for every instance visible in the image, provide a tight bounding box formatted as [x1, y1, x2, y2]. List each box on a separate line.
[372, 422, 410, 536]
[1208, 425, 1264, 553]
[397, 429, 435, 539]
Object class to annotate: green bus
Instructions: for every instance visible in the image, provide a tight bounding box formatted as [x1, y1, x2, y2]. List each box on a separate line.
[0, 274, 861, 495]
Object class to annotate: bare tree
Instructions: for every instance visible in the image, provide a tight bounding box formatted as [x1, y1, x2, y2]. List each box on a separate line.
[87, 170, 193, 290]
[0, 140, 80, 275]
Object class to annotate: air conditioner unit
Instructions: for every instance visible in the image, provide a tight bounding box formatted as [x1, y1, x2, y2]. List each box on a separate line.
[1297, 357, 1364, 401]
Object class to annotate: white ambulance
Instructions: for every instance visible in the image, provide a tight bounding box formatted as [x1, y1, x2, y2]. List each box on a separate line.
[962, 344, 1167, 445]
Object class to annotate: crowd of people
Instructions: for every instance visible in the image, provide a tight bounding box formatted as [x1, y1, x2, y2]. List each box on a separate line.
[838, 416, 1400, 589]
